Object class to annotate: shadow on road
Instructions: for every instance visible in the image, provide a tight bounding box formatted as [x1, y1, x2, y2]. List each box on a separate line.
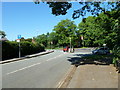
[67, 53, 113, 67]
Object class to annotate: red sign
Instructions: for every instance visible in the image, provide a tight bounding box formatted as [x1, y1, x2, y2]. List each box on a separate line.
[16, 39, 20, 42]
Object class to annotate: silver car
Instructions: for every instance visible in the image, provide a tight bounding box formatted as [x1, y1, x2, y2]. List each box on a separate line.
[92, 47, 110, 54]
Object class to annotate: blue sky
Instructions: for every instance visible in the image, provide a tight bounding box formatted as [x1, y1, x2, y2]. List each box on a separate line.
[2, 2, 92, 41]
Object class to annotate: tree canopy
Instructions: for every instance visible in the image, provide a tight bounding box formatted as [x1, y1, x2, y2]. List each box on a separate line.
[45, 2, 120, 19]
[0, 30, 6, 38]
[53, 19, 77, 46]
[33, 2, 120, 58]
[34, 9, 119, 56]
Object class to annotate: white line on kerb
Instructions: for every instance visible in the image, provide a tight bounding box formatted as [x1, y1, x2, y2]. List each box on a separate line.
[6, 53, 65, 75]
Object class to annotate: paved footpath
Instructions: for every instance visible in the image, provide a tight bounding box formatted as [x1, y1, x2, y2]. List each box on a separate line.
[67, 64, 118, 88]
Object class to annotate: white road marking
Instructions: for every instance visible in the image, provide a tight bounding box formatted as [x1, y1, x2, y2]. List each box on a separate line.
[6, 53, 66, 75]
[7, 62, 42, 75]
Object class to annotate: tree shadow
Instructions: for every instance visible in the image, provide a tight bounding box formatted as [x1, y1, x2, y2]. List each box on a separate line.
[67, 53, 113, 67]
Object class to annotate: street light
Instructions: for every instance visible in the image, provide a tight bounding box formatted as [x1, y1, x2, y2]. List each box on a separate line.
[69, 37, 71, 52]
[103, 44, 106, 52]
[51, 41, 53, 50]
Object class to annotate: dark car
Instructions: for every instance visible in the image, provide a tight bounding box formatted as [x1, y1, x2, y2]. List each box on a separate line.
[92, 47, 110, 54]
[63, 46, 69, 52]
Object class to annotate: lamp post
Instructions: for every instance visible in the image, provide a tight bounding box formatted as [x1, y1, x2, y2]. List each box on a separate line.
[69, 37, 71, 52]
[50, 41, 53, 50]
[103, 44, 106, 53]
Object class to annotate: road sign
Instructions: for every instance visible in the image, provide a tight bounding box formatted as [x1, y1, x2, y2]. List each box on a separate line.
[17, 35, 21, 39]
[103, 44, 106, 46]
[16, 39, 20, 42]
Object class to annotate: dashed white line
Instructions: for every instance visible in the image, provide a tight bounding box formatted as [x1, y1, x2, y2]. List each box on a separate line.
[6, 53, 66, 75]
[7, 62, 42, 75]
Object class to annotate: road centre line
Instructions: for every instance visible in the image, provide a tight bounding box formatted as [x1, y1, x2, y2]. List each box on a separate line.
[6, 53, 66, 75]
[7, 62, 42, 75]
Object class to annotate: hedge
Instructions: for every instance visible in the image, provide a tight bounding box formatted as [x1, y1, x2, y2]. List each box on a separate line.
[2, 41, 45, 60]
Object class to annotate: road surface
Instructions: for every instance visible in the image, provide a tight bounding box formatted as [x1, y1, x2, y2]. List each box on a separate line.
[2, 49, 91, 88]
[2, 48, 118, 88]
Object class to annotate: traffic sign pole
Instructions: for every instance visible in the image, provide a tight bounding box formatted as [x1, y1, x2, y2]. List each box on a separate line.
[17, 35, 21, 58]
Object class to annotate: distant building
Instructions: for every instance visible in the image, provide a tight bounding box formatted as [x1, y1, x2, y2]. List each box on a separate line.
[32, 38, 36, 44]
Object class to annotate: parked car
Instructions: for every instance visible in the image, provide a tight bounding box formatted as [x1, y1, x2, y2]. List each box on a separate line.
[63, 46, 69, 52]
[92, 47, 110, 54]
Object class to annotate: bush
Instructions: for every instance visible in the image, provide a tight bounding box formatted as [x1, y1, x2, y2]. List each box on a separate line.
[112, 45, 120, 58]
[2, 41, 19, 60]
[2, 41, 45, 60]
[112, 45, 120, 62]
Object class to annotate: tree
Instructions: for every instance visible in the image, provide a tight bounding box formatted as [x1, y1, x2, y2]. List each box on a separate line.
[48, 32, 58, 44]
[94, 10, 120, 49]
[35, 34, 47, 47]
[0, 30, 6, 38]
[47, 32, 58, 48]
[78, 16, 99, 47]
[77, 9, 120, 49]
[46, 2, 120, 19]
[53, 19, 77, 46]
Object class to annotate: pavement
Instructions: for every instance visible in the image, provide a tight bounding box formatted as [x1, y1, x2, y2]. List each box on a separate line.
[67, 64, 118, 88]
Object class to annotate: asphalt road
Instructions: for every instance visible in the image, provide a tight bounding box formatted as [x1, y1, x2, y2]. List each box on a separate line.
[2, 49, 91, 88]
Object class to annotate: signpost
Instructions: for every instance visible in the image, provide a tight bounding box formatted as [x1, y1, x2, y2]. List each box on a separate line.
[16, 39, 20, 42]
[17, 35, 21, 58]
[18, 35, 21, 39]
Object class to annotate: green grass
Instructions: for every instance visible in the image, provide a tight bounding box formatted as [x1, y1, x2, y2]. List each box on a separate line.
[53, 47, 63, 50]
[81, 47, 88, 48]
[45, 47, 63, 50]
